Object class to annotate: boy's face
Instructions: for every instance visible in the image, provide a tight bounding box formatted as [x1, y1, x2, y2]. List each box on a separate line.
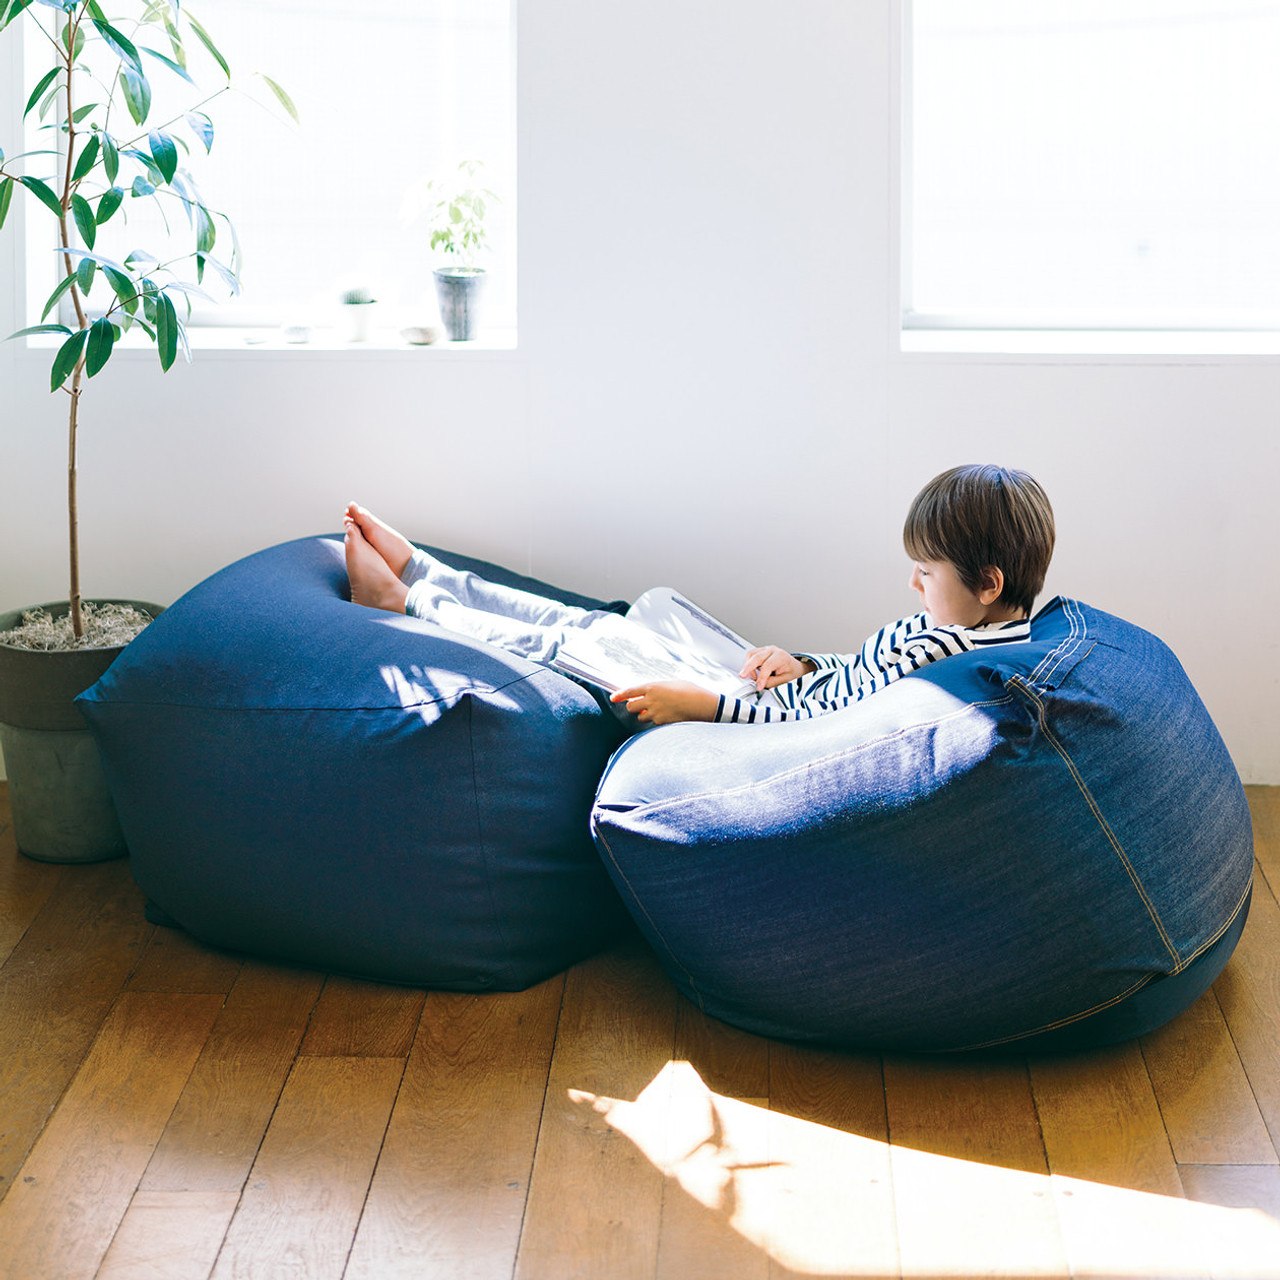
[908, 559, 997, 627]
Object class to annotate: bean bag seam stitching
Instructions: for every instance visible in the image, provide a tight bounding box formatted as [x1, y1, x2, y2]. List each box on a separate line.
[1009, 675, 1184, 971]
[593, 828, 704, 1008]
[604, 696, 1017, 818]
[956, 883, 1252, 1051]
[467, 692, 515, 987]
[953, 973, 1158, 1051]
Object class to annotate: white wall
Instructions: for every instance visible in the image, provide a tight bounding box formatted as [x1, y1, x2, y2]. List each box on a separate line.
[2, 2, 1277, 782]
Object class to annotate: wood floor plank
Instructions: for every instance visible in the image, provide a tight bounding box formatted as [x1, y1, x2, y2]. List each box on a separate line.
[97, 1190, 241, 1280]
[0, 784, 65, 968]
[0, 991, 223, 1280]
[514, 940, 681, 1280]
[209, 1055, 404, 1280]
[1247, 785, 1280, 892]
[1031, 1039, 1199, 1278]
[141, 960, 325, 1194]
[126, 924, 244, 994]
[0, 858, 152, 1194]
[345, 978, 565, 1280]
[1213, 868, 1280, 1158]
[654, 1005, 773, 1280]
[299, 974, 425, 1058]
[764, 1043, 898, 1280]
[1179, 1165, 1280, 1280]
[884, 1053, 1068, 1277]
[1140, 986, 1277, 1164]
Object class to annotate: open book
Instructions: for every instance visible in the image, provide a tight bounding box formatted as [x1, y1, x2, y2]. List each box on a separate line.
[550, 587, 785, 711]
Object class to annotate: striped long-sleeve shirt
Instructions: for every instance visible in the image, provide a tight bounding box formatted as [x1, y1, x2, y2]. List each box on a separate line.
[712, 612, 1032, 724]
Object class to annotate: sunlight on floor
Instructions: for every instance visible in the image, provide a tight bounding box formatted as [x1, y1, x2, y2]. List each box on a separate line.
[570, 1060, 1280, 1279]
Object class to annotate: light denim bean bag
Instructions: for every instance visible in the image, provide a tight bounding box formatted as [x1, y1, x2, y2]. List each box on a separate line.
[591, 597, 1254, 1052]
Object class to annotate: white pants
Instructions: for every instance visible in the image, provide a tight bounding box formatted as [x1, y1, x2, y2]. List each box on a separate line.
[402, 549, 610, 665]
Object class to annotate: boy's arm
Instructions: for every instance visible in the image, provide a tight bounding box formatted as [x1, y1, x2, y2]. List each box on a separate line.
[611, 681, 720, 726]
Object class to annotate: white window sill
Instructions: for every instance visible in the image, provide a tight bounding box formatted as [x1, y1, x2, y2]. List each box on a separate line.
[900, 328, 1280, 361]
[18, 325, 518, 357]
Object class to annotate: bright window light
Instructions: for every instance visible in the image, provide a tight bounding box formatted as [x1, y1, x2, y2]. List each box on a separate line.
[23, 0, 516, 337]
[903, 0, 1280, 333]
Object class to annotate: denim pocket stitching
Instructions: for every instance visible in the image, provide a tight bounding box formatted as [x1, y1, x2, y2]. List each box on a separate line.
[1010, 676, 1183, 971]
[1032, 596, 1091, 687]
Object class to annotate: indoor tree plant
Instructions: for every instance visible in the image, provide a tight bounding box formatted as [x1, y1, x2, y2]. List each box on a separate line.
[429, 158, 497, 341]
[0, 0, 293, 861]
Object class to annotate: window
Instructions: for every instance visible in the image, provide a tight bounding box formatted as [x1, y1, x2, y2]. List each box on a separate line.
[902, 1, 1280, 338]
[22, 0, 516, 340]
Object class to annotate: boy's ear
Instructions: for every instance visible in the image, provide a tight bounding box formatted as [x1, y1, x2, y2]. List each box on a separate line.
[978, 566, 1005, 604]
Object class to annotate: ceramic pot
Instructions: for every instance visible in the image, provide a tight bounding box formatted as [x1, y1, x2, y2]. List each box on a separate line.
[433, 267, 487, 341]
[0, 601, 162, 863]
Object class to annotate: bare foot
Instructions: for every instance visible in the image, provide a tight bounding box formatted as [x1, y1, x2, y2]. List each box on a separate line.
[343, 503, 415, 578]
[344, 516, 410, 613]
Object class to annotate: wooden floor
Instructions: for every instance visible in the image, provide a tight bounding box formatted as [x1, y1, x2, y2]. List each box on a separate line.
[1, 787, 1278, 1280]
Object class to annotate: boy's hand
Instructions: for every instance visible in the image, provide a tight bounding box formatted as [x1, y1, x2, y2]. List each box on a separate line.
[611, 681, 719, 726]
[739, 646, 816, 690]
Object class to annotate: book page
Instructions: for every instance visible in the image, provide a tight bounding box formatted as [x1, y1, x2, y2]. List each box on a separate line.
[552, 600, 783, 709]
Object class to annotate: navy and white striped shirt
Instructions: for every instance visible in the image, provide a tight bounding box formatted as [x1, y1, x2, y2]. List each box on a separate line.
[713, 613, 1032, 724]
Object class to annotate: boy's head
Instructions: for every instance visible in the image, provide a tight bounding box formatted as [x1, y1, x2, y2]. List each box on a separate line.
[903, 465, 1055, 620]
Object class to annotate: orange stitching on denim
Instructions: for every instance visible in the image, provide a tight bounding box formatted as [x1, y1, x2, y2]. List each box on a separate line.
[1011, 676, 1182, 970]
[955, 973, 1157, 1051]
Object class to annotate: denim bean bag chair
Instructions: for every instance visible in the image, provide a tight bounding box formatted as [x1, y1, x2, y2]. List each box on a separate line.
[77, 536, 632, 990]
[591, 597, 1254, 1053]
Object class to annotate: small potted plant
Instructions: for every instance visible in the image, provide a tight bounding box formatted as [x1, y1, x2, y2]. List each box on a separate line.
[0, 0, 293, 861]
[339, 285, 377, 342]
[428, 159, 497, 341]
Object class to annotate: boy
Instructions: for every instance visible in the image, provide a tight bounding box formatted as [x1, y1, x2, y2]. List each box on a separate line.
[343, 463, 1055, 728]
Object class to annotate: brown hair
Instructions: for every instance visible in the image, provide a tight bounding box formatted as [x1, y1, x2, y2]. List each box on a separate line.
[903, 465, 1056, 617]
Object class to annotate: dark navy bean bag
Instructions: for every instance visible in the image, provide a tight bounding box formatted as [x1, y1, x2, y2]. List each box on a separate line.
[78, 536, 633, 991]
[590, 597, 1255, 1052]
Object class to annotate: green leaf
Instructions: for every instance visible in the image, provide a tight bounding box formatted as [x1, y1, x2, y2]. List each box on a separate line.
[195, 203, 215, 254]
[186, 14, 229, 79]
[50, 327, 88, 390]
[139, 44, 194, 84]
[85, 315, 115, 377]
[103, 265, 137, 313]
[60, 18, 84, 60]
[184, 110, 213, 152]
[76, 256, 95, 294]
[24, 67, 60, 119]
[258, 74, 299, 123]
[156, 292, 178, 370]
[197, 252, 239, 295]
[40, 272, 77, 319]
[131, 175, 156, 197]
[6, 323, 72, 342]
[38, 82, 61, 121]
[119, 67, 152, 125]
[96, 185, 124, 224]
[72, 133, 101, 182]
[1, 2, 37, 34]
[91, 18, 144, 75]
[0, 179, 12, 232]
[17, 175, 63, 218]
[71, 102, 98, 122]
[70, 192, 96, 248]
[148, 129, 177, 184]
[102, 132, 119, 183]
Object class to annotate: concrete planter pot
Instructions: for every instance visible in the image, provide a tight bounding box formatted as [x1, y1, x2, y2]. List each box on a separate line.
[0, 601, 162, 863]
[433, 267, 487, 341]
